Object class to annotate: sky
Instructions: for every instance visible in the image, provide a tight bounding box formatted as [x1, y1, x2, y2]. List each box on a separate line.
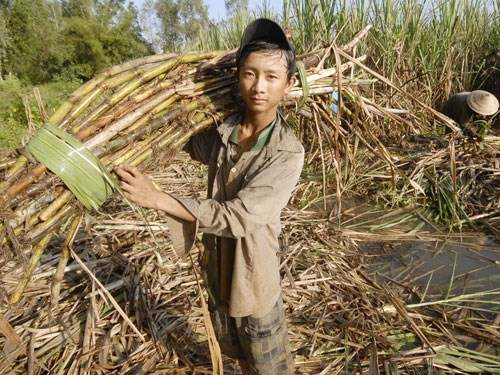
[131, 0, 283, 21]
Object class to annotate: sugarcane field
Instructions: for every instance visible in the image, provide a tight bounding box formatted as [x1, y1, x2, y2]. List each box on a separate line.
[0, 0, 499, 374]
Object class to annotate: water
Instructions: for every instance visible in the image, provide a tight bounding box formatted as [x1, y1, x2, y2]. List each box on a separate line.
[362, 232, 500, 312]
[314, 197, 499, 313]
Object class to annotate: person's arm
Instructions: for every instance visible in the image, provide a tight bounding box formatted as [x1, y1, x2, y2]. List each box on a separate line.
[177, 149, 304, 238]
[114, 164, 195, 222]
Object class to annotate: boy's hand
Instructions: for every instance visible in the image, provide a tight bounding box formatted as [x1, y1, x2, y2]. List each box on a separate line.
[114, 164, 161, 209]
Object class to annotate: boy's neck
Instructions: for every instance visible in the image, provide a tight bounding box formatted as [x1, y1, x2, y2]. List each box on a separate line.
[241, 110, 277, 134]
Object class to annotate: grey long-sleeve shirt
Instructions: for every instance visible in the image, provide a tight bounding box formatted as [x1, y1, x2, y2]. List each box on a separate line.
[166, 112, 304, 318]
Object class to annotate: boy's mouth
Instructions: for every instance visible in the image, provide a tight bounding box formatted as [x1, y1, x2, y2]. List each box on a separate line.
[251, 97, 266, 104]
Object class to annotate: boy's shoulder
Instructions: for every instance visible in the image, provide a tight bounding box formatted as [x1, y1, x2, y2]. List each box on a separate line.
[274, 115, 304, 154]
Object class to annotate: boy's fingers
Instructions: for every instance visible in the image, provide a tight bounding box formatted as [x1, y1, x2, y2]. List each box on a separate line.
[113, 167, 128, 179]
[114, 165, 138, 179]
[123, 165, 142, 177]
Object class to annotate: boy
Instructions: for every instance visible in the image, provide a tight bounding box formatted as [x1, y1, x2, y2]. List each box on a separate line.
[115, 18, 304, 374]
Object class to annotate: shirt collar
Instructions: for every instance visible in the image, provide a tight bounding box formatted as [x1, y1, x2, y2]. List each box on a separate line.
[218, 112, 302, 155]
[228, 118, 276, 152]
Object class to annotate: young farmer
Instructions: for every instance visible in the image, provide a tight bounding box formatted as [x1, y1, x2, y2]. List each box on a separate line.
[115, 18, 304, 374]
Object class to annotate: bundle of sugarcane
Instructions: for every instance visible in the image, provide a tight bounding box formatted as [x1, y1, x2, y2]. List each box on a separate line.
[0, 27, 376, 307]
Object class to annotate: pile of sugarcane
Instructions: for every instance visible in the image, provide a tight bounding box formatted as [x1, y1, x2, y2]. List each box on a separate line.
[1, 23, 499, 373]
[0, 26, 381, 306]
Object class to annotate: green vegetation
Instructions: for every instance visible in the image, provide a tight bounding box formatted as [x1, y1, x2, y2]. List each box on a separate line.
[0, 78, 79, 150]
[1, 0, 498, 150]
[199, 0, 498, 109]
[0, 77, 25, 150]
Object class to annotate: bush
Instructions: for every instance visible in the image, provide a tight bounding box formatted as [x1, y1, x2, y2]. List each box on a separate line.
[0, 77, 80, 151]
[33, 80, 81, 120]
[0, 76, 26, 150]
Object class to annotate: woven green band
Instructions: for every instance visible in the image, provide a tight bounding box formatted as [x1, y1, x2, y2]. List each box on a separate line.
[27, 123, 118, 210]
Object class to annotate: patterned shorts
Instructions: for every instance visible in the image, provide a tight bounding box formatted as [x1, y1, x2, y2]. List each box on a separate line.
[209, 296, 293, 374]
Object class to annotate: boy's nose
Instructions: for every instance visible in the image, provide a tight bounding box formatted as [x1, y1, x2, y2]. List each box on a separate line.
[252, 76, 265, 92]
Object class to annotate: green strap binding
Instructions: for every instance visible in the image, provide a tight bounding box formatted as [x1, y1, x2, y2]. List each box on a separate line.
[27, 123, 118, 210]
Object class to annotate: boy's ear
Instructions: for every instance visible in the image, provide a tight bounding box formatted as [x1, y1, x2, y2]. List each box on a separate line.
[285, 76, 297, 93]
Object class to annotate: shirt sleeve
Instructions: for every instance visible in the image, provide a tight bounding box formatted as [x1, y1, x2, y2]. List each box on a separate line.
[182, 126, 219, 165]
[177, 148, 304, 238]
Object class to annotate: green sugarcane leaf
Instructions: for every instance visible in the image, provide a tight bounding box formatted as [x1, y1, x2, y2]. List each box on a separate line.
[27, 123, 118, 210]
[296, 60, 309, 110]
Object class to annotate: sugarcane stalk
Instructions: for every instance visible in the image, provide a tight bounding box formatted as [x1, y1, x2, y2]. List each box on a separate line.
[0, 164, 48, 208]
[5, 174, 59, 209]
[188, 76, 237, 97]
[52, 54, 180, 127]
[69, 67, 172, 133]
[62, 88, 110, 130]
[113, 77, 233, 135]
[169, 114, 232, 151]
[0, 156, 16, 171]
[39, 189, 73, 222]
[140, 112, 205, 155]
[4, 155, 28, 179]
[0, 312, 22, 346]
[2, 186, 64, 232]
[110, 131, 166, 167]
[74, 78, 175, 140]
[69, 86, 171, 146]
[73, 101, 137, 141]
[50, 214, 83, 308]
[9, 231, 55, 304]
[304, 58, 365, 86]
[124, 95, 180, 133]
[127, 129, 188, 167]
[93, 124, 168, 161]
[25, 204, 75, 245]
[124, 104, 234, 167]
[129, 77, 175, 103]
[2, 211, 42, 247]
[84, 89, 177, 150]
[68, 52, 221, 133]
[0, 159, 29, 193]
[48, 101, 75, 128]
[94, 94, 220, 162]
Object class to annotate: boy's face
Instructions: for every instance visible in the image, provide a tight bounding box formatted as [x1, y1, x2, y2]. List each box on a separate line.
[237, 50, 295, 117]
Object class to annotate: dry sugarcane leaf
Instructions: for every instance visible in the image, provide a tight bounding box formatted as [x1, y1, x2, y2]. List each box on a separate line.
[0, 312, 22, 348]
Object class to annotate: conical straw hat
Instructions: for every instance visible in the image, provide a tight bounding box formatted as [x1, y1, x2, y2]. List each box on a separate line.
[466, 90, 499, 116]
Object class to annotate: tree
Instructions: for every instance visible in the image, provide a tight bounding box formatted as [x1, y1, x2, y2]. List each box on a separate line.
[62, 0, 151, 80]
[0, 6, 12, 79]
[225, 0, 249, 17]
[137, 0, 163, 53]
[2, 0, 152, 83]
[3, 0, 65, 83]
[95, 0, 152, 64]
[154, 0, 209, 52]
[60, 0, 94, 18]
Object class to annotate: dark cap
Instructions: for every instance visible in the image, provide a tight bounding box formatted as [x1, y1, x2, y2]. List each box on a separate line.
[236, 18, 294, 60]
